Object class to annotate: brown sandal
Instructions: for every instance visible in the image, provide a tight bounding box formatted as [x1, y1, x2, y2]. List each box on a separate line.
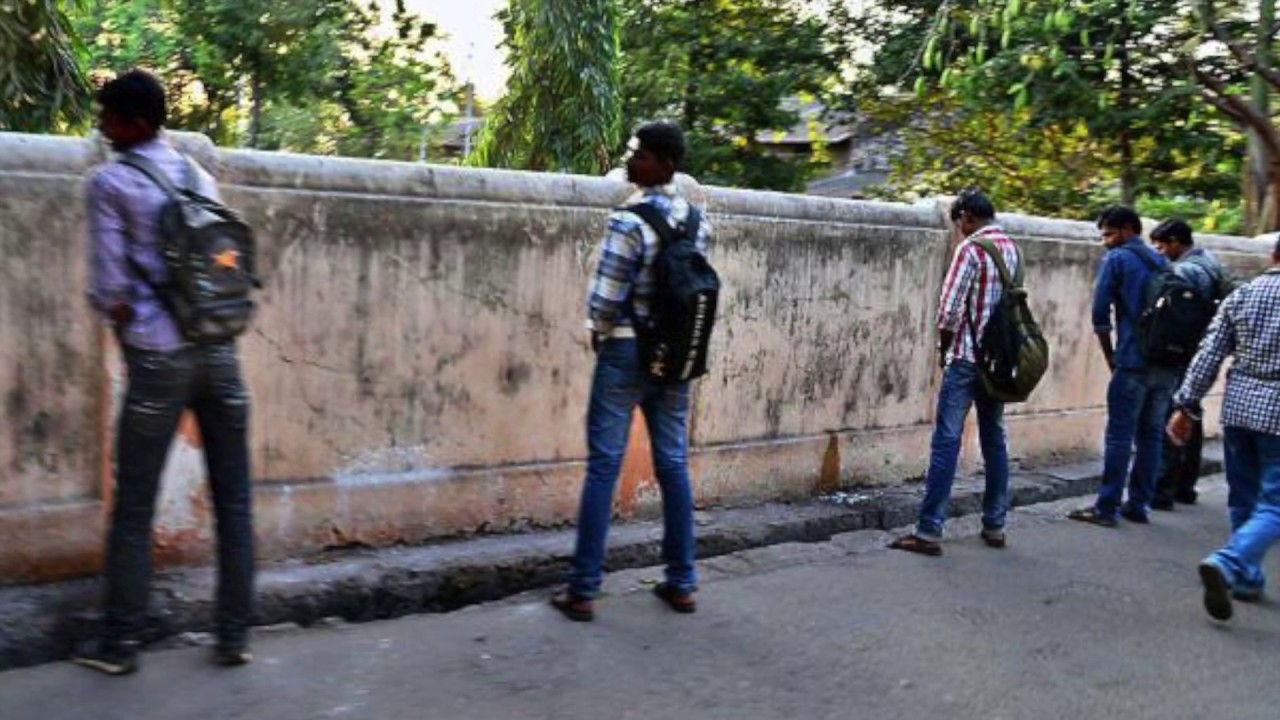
[653, 583, 697, 614]
[550, 590, 594, 622]
[889, 534, 942, 556]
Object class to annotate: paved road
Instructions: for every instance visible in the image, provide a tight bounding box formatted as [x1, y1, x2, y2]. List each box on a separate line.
[3, 475, 1278, 720]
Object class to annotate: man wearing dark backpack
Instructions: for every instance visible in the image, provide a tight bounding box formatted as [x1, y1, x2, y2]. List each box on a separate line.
[73, 70, 255, 674]
[1070, 206, 1178, 528]
[551, 122, 713, 621]
[890, 190, 1020, 556]
[1149, 219, 1231, 510]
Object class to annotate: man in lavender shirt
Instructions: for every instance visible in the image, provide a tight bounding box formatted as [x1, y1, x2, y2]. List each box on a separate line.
[72, 70, 254, 675]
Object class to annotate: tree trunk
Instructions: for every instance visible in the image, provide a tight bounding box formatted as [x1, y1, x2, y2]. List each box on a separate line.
[249, 71, 263, 150]
[1118, 12, 1137, 206]
[1247, 0, 1275, 233]
[1263, 160, 1280, 233]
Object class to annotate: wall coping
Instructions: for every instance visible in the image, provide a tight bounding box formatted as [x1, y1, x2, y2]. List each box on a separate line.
[0, 130, 1270, 254]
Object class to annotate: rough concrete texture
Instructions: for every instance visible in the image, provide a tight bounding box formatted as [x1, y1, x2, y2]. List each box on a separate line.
[3, 472, 1277, 720]
[0, 130, 1272, 583]
[0, 446, 1223, 671]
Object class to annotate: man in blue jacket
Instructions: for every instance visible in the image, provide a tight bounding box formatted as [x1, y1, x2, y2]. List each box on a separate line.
[1148, 218, 1231, 510]
[1070, 206, 1178, 527]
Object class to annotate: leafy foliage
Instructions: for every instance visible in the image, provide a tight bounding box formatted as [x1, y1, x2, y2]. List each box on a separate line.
[470, 0, 622, 174]
[618, 0, 839, 191]
[73, 0, 458, 157]
[0, 0, 90, 131]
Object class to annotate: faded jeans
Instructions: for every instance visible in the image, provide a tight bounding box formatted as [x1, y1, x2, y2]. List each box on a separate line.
[916, 360, 1010, 541]
[568, 338, 697, 599]
[1206, 426, 1280, 595]
[103, 342, 254, 645]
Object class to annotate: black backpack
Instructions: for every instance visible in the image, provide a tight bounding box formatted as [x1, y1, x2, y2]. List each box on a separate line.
[121, 153, 259, 344]
[624, 202, 719, 384]
[969, 237, 1049, 403]
[1122, 246, 1217, 367]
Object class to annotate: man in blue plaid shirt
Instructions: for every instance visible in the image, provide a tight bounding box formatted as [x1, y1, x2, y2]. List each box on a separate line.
[551, 122, 712, 622]
[1169, 238, 1280, 621]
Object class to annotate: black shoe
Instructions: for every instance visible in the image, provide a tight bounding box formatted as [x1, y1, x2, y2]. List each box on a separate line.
[1199, 562, 1234, 621]
[1120, 505, 1150, 524]
[71, 639, 138, 676]
[1150, 497, 1175, 512]
[1175, 490, 1198, 505]
[214, 642, 253, 666]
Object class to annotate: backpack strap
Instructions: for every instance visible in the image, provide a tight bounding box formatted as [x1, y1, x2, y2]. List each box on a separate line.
[624, 202, 701, 248]
[969, 235, 1022, 290]
[1119, 244, 1160, 272]
[119, 153, 182, 200]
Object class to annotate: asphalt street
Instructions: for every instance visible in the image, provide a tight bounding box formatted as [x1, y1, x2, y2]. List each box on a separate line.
[2, 474, 1276, 720]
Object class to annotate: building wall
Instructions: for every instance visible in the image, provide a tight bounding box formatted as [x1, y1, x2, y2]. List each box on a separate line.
[0, 131, 1271, 583]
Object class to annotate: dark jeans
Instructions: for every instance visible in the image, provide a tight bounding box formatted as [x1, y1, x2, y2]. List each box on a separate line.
[103, 342, 254, 645]
[1095, 367, 1179, 520]
[1155, 405, 1204, 503]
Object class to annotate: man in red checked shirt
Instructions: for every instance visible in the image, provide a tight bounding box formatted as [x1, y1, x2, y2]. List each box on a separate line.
[891, 189, 1020, 557]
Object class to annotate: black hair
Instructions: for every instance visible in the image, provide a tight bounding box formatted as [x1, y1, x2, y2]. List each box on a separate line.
[1150, 218, 1194, 246]
[95, 69, 167, 130]
[1274, 236, 1280, 258]
[634, 121, 685, 168]
[1096, 205, 1142, 234]
[948, 188, 996, 222]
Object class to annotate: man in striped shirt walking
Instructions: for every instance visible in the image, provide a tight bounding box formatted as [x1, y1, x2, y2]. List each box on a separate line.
[891, 189, 1019, 556]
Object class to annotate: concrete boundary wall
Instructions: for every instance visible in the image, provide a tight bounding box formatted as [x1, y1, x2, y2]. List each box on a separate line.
[0, 131, 1272, 584]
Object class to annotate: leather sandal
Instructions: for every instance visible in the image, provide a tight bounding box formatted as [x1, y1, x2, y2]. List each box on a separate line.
[550, 590, 594, 622]
[652, 582, 697, 614]
[888, 534, 942, 556]
[1067, 507, 1117, 528]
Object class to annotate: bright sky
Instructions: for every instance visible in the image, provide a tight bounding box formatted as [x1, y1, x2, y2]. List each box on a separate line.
[405, 0, 508, 102]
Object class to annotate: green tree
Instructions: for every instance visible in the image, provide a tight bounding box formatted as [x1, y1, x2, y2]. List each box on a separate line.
[619, 0, 839, 191]
[75, 0, 458, 157]
[171, 0, 352, 148]
[256, 0, 459, 160]
[74, 0, 217, 134]
[470, 0, 622, 174]
[1, 0, 90, 131]
[897, 0, 1280, 231]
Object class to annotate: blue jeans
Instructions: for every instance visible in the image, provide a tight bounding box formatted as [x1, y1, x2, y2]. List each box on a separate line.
[569, 339, 697, 599]
[1095, 367, 1179, 520]
[1207, 426, 1280, 594]
[916, 361, 1010, 541]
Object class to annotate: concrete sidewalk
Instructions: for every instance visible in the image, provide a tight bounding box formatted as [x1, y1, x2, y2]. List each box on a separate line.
[0, 445, 1224, 672]
[1, 474, 1276, 720]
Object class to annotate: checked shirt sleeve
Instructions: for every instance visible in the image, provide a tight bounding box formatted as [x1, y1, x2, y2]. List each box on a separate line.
[937, 243, 977, 332]
[1174, 295, 1239, 412]
[587, 212, 644, 335]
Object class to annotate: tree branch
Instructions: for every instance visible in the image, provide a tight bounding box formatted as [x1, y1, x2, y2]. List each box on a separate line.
[1194, 65, 1280, 162]
[1206, 22, 1280, 92]
[1198, 1, 1280, 92]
